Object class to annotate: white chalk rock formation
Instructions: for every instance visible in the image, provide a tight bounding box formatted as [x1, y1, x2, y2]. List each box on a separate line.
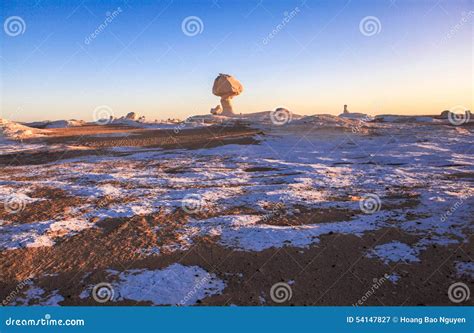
[0, 118, 49, 142]
[210, 105, 223, 115]
[343, 104, 349, 114]
[212, 74, 243, 116]
[338, 105, 370, 120]
[125, 112, 138, 121]
[440, 110, 450, 119]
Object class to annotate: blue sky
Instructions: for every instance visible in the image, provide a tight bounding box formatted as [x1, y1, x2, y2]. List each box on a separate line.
[1, 0, 472, 122]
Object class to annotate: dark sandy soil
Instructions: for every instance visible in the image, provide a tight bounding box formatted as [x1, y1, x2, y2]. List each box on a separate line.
[0, 123, 472, 306]
[1, 209, 472, 306]
[1, 184, 472, 306]
[0, 125, 261, 166]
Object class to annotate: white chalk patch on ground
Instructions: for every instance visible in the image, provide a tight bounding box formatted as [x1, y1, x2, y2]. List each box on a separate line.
[455, 262, 474, 279]
[386, 273, 401, 284]
[13, 286, 64, 306]
[97, 184, 123, 197]
[0, 219, 93, 250]
[88, 203, 155, 220]
[81, 264, 226, 305]
[367, 242, 420, 264]
[48, 219, 94, 235]
[137, 247, 161, 256]
[0, 221, 55, 250]
[0, 192, 42, 205]
[0, 122, 472, 262]
[41, 290, 65, 306]
[187, 213, 389, 251]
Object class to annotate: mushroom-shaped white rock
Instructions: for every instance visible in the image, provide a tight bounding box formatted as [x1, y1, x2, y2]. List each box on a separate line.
[212, 74, 243, 116]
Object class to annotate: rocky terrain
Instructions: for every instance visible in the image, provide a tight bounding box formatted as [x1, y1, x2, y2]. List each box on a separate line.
[0, 114, 472, 306]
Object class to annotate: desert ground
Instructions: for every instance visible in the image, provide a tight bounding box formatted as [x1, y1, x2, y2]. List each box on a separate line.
[0, 114, 473, 306]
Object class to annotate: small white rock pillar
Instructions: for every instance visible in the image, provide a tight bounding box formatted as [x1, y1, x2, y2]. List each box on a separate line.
[210, 105, 222, 115]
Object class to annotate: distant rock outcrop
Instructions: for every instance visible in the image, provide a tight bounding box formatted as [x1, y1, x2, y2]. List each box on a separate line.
[374, 115, 435, 123]
[275, 107, 290, 114]
[45, 120, 85, 128]
[440, 110, 451, 119]
[212, 74, 243, 116]
[292, 114, 372, 133]
[439, 109, 471, 121]
[1, 118, 49, 142]
[125, 112, 138, 120]
[338, 104, 369, 119]
[340, 112, 370, 120]
[25, 119, 85, 129]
